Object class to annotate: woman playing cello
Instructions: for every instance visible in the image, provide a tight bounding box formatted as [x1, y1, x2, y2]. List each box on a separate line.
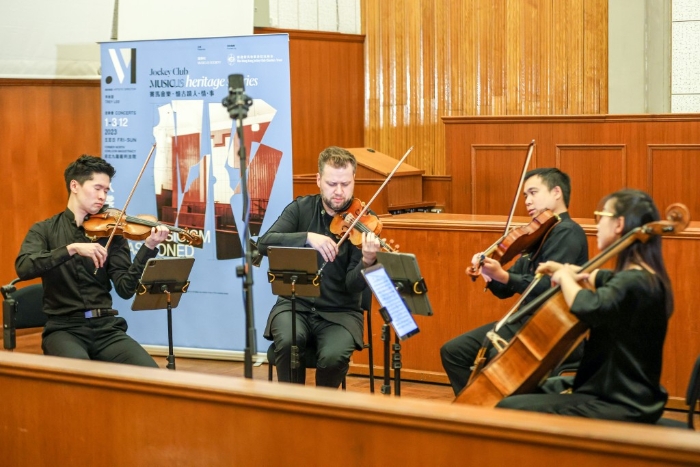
[497, 189, 673, 424]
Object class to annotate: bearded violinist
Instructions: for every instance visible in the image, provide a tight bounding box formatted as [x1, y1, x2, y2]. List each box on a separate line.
[15, 155, 169, 367]
[257, 146, 381, 388]
[441, 168, 589, 395]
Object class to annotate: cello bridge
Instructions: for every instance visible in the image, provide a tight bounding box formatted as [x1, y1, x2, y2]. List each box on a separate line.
[486, 331, 509, 352]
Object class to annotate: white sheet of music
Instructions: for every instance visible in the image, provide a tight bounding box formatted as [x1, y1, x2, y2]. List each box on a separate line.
[362, 265, 419, 340]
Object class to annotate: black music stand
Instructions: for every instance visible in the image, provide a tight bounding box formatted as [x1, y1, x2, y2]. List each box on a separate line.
[132, 257, 195, 370]
[375, 252, 433, 396]
[267, 246, 321, 384]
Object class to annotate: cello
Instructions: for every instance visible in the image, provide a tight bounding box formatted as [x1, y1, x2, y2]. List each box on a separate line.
[454, 202, 690, 407]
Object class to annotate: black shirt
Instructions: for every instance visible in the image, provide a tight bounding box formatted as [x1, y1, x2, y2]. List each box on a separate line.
[571, 269, 668, 422]
[257, 195, 367, 347]
[487, 212, 589, 305]
[15, 208, 158, 316]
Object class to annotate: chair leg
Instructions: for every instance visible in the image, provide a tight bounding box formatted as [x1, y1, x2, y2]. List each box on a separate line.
[367, 309, 374, 393]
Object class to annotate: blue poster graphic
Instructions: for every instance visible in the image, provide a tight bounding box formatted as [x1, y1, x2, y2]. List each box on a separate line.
[100, 35, 292, 353]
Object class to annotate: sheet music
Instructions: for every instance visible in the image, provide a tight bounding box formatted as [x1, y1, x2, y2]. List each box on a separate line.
[363, 265, 419, 340]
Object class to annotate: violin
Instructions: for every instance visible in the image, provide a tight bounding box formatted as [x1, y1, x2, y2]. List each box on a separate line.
[467, 209, 559, 278]
[468, 140, 538, 281]
[329, 198, 398, 252]
[455, 203, 691, 407]
[83, 208, 203, 246]
[316, 147, 413, 275]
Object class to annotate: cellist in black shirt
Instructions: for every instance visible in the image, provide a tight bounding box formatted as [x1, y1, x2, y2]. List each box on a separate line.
[497, 189, 672, 424]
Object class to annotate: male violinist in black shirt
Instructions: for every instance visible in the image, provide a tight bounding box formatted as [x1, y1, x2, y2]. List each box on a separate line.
[257, 146, 381, 388]
[440, 168, 589, 395]
[15, 155, 169, 367]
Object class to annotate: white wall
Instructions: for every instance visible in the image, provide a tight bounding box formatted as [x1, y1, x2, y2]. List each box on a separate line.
[672, 0, 700, 112]
[608, 0, 647, 113]
[0, 1, 112, 78]
[0, 0, 255, 79]
[608, 0, 671, 114]
[255, 0, 361, 34]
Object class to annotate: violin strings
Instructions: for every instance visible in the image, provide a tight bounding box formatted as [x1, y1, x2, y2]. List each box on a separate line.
[344, 214, 393, 251]
[123, 214, 185, 234]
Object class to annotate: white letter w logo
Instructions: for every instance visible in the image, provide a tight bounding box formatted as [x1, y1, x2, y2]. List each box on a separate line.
[108, 48, 136, 84]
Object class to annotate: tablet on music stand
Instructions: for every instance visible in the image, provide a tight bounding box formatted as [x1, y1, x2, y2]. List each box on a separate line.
[132, 257, 194, 311]
[266, 246, 321, 383]
[376, 252, 433, 316]
[362, 263, 419, 341]
[131, 257, 195, 370]
[267, 246, 320, 298]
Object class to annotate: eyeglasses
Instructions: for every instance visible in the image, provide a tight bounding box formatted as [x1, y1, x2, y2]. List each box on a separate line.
[593, 210, 616, 223]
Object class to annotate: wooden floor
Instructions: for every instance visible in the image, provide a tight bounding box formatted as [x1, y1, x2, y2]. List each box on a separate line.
[7, 331, 696, 424]
[169, 356, 455, 401]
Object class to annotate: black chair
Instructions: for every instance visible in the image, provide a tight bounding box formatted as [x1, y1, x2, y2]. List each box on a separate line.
[1, 279, 46, 351]
[657, 353, 700, 429]
[267, 288, 375, 392]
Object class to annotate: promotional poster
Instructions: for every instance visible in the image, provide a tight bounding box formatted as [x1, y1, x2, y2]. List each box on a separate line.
[100, 34, 292, 354]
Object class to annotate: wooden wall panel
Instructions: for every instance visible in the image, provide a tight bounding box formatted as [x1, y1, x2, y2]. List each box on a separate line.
[255, 28, 366, 175]
[422, 175, 451, 211]
[4, 352, 700, 466]
[648, 145, 700, 217]
[557, 144, 627, 217]
[351, 213, 700, 404]
[471, 144, 537, 216]
[444, 115, 700, 219]
[0, 79, 101, 284]
[362, 0, 608, 176]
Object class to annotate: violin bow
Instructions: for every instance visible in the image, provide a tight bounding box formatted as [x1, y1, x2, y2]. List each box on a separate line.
[94, 143, 157, 274]
[317, 146, 413, 274]
[335, 146, 413, 250]
[493, 273, 543, 331]
[503, 140, 536, 238]
[471, 140, 535, 279]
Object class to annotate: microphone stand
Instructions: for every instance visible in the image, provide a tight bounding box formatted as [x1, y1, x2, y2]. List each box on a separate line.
[222, 74, 256, 379]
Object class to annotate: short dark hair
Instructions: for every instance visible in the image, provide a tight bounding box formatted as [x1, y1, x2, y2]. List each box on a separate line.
[524, 168, 572, 207]
[318, 146, 357, 174]
[64, 155, 116, 194]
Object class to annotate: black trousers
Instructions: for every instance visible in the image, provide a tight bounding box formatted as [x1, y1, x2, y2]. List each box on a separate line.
[42, 315, 158, 368]
[440, 320, 522, 396]
[440, 319, 584, 396]
[496, 391, 654, 423]
[269, 310, 354, 388]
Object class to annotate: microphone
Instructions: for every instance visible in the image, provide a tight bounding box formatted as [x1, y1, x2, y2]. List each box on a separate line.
[228, 73, 245, 94]
[222, 74, 252, 120]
